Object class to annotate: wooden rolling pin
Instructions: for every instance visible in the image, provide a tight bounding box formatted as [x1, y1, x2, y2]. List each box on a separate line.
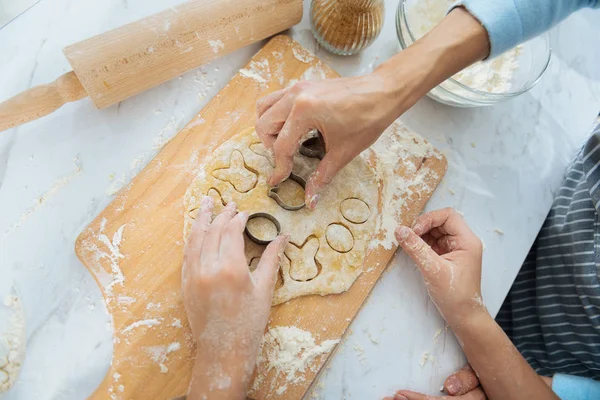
[0, 0, 302, 132]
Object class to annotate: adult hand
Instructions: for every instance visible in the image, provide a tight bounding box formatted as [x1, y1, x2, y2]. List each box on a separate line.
[384, 365, 554, 400]
[182, 196, 289, 400]
[395, 208, 485, 326]
[383, 364, 485, 400]
[255, 73, 405, 209]
[255, 8, 489, 210]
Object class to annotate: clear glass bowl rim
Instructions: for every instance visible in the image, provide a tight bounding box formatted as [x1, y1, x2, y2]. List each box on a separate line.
[396, 0, 553, 99]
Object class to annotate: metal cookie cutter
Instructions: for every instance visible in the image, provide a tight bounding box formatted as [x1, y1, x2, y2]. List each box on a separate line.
[265, 131, 325, 212]
[245, 132, 326, 245]
[299, 130, 326, 160]
[268, 172, 307, 211]
[245, 212, 282, 245]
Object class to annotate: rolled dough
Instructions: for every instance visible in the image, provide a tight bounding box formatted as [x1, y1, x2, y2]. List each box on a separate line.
[183, 128, 379, 305]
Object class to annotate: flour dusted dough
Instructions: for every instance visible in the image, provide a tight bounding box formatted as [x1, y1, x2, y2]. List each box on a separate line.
[184, 128, 379, 304]
[325, 223, 354, 253]
[340, 198, 370, 224]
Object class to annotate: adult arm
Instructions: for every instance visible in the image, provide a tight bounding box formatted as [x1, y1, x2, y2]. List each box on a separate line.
[255, 7, 489, 208]
[452, 0, 600, 58]
[256, 1, 600, 209]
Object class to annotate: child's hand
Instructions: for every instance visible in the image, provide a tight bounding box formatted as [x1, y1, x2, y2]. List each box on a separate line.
[383, 365, 485, 400]
[383, 364, 487, 400]
[395, 208, 485, 327]
[384, 364, 553, 399]
[443, 365, 482, 396]
[395, 211, 559, 400]
[182, 197, 288, 399]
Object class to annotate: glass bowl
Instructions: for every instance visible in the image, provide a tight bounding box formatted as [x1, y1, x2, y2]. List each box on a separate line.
[395, 0, 552, 107]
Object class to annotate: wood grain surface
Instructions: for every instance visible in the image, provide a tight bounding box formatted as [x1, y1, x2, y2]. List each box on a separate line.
[75, 35, 447, 400]
[64, 0, 302, 109]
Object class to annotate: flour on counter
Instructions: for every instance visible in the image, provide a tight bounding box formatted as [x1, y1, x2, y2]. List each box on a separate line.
[187, 116, 205, 129]
[193, 69, 217, 100]
[285, 63, 328, 89]
[275, 62, 286, 86]
[366, 331, 380, 345]
[106, 116, 182, 196]
[239, 59, 271, 84]
[122, 318, 160, 334]
[80, 219, 128, 302]
[106, 174, 127, 196]
[208, 39, 224, 53]
[300, 63, 327, 81]
[272, 50, 284, 60]
[97, 220, 127, 296]
[153, 116, 180, 151]
[0, 294, 26, 393]
[352, 343, 367, 365]
[117, 296, 136, 305]
[420, 351, 431, 367]
[4, 157, 82, 237]
[407, 0, 522, 94]
[145, 341, 181, 374]
[171, 318, 183, 328]
[433, 327, 446, 342]
[292, 47, 314, 64]
[253, 326, 339, 394]
[146, 302, 161, 310]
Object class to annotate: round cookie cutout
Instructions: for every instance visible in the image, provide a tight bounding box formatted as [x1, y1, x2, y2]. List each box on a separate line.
[340, 198, 370, 224]
[326, 223, 354, 253]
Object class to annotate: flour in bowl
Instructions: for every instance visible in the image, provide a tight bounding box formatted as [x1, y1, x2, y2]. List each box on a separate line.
[407, 0, 522, 93]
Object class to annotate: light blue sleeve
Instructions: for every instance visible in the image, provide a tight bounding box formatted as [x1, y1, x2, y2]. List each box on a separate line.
[552, 374, 600, 400]
[450, 0, 600, 58]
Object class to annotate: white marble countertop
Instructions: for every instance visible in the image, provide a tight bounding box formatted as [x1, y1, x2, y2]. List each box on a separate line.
[1, 0, 599, 399]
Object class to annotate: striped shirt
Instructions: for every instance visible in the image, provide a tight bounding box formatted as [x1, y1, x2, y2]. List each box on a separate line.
[497, 125, 600, 384]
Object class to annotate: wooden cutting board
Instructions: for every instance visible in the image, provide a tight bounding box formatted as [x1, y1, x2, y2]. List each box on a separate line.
[75, 35, 447, 400]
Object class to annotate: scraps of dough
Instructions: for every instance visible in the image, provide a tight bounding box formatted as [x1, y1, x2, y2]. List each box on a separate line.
[183, 127, 379, 305]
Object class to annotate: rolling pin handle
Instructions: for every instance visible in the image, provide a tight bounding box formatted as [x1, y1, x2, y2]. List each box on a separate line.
[0, 70, 88, 133]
